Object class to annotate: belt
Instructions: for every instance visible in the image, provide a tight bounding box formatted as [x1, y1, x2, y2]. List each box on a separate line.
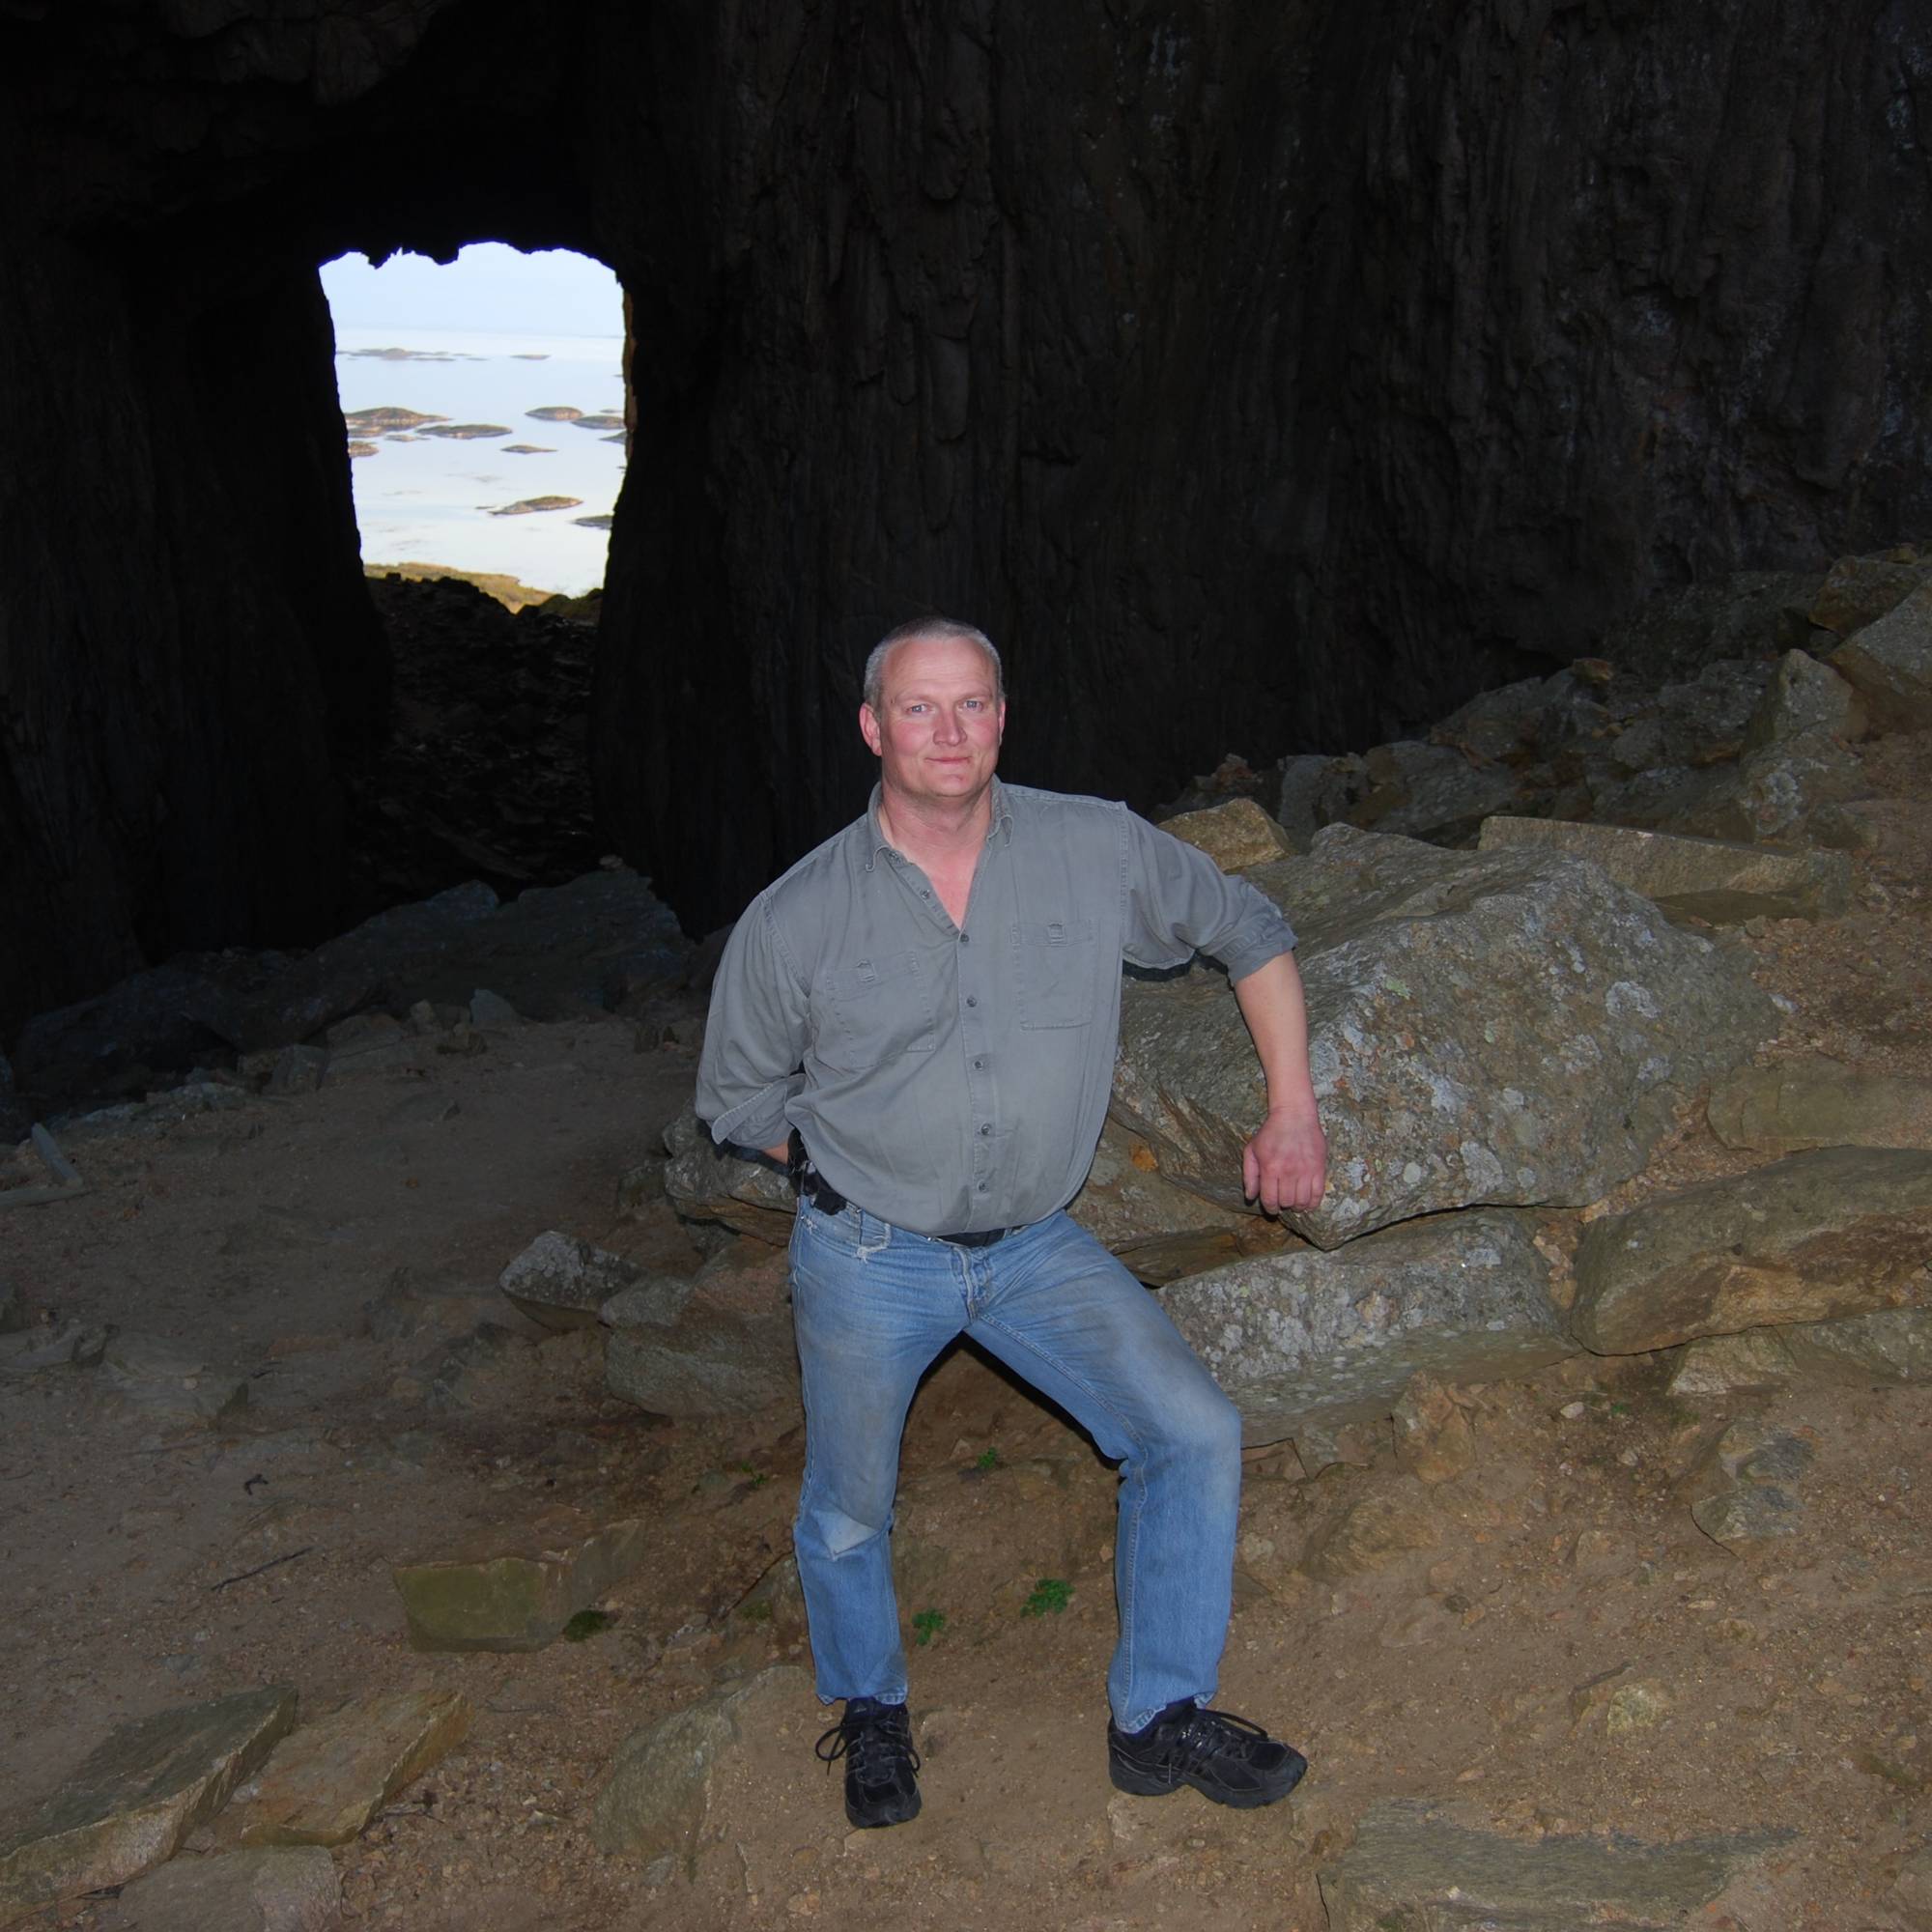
[788, 1129, 1015, 1249]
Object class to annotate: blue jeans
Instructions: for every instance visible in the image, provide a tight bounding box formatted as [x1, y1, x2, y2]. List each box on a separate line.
[787, 1196, 1242, 1734]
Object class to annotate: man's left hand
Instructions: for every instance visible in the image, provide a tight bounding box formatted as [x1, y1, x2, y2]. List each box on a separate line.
[1242, 1109, 1327, 1217]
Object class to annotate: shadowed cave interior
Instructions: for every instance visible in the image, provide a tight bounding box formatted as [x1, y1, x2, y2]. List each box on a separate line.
[3, 0, 1930, 1055]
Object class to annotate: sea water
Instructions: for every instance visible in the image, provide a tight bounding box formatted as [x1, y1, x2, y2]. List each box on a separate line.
[331, 324, 628, 597]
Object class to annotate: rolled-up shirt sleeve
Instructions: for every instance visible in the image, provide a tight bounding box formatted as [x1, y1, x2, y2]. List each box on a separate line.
[695, 893, 810, 1151]
[1121, 810, 1296, 980]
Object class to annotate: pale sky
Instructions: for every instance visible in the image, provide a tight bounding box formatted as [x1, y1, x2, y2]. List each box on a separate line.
[320, 242, 623, 338]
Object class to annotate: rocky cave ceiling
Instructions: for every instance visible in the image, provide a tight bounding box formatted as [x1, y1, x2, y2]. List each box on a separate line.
[2, 0, 1929, 1041]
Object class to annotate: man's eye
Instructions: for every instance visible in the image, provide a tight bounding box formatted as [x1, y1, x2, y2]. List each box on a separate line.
[906, 703, 928, 715]
[963, 699, 983, 711]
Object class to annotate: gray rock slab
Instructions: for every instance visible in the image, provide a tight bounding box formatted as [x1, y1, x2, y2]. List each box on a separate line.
[102, 1846, 338, 1932]
[1831, 581, 1932, 732]
[1477, 814, 1850, 923]
[0, 1686, 298, 1923]
[1664, 1328, 1798, 1399]
[603, 1243, 797, 1417]
[1160, 1209, 1575, 1448]
[1604, 569, 1821, 679]
[1743, 648, 1867, 750]
[1691, 1482, 1803, 1550]
[1273, 752, 1368, 846]
[663, 1104, 797, 1242]
[1115, 828, 1776, 1246]
[498, 1231, 646, 1330]
[593, 1666, 810, 1863]
[1319, 1798, 1793, 1931]
[1572, 1146, 1932, 1353]
[1709, 1056, 1932, 1153]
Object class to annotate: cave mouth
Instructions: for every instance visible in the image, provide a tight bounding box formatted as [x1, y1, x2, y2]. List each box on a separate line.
[321, 242, 630, 926]
[322, 242, 629, 602]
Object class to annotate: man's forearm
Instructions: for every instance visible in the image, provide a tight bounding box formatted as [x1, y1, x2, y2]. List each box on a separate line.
[1233, 952, 1320, 1120]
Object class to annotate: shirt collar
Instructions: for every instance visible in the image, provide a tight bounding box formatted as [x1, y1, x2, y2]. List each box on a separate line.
[862, 779, 1013, 870]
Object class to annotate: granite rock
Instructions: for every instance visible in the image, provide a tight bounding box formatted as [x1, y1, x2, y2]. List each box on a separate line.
[1114, 828, 1776, 1245]
[663, 1104, 796, 1245]
[1161, 1209, 1573, 1448]
[498, 1230, 645, 1330]
[1571, 1146, 1932, 1354]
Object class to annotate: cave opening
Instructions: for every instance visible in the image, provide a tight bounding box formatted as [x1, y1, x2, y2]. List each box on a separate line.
[317, 242, 632, 927]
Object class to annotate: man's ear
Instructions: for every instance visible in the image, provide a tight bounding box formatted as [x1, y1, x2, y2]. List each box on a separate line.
[859, 703, 884, 756]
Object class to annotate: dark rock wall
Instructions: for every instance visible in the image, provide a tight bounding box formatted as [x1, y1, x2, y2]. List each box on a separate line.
[604, 0, 1932, 930]
[4, 0, 1930, 1020]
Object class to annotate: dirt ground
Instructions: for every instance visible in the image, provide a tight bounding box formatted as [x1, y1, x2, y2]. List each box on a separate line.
[3, 737, 1930, 1932]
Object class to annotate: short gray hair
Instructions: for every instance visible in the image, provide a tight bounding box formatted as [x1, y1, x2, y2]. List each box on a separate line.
[863, 616, 1004, 714]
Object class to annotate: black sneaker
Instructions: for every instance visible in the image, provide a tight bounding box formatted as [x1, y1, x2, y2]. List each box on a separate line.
[814, 1697, 922, 1829]
[1108, 1699, 1307, 1809]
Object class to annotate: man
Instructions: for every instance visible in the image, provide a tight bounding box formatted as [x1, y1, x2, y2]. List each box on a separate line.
[696, 616, 1326, 1830]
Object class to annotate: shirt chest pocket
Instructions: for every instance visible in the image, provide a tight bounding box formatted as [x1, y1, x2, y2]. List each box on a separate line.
[1012, 918, 1098, 1030]
[820, 951, 939, 1066]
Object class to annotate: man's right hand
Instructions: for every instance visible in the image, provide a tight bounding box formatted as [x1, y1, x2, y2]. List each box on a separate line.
[763, 1140, 790, 1164]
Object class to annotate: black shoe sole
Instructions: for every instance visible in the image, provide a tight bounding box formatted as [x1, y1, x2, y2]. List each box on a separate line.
[844, 1785, 923, 1829]
[1108, 1747, 1308, 1809]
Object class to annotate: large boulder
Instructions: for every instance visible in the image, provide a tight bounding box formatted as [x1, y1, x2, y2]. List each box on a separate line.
[1589, 728, 1872, 845]
[1112, 828, 1777, 1247]
[498, 1230, 646, 1329]
[1571, 1146, 1932, 1354]
[1809, 550, 1932, 639]
[1160, 1208, 1573, 1448]
[1742, 648, 1867, 750]
[1476, 816, 1850, 923]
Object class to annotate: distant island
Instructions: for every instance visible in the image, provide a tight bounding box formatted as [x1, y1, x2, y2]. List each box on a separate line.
[340, 346, 482, 362]
[572, 413, 626, 431]
[486, 495, 583, 518]
[421, 423, 511, 440]
[344, 406, 447, 432]
[511, 353, 550, 361]
[501, 443, 554, 455]
[572, 514, 614, 529]
[526, 405, 583, 421]
[347, 440, 379, 458]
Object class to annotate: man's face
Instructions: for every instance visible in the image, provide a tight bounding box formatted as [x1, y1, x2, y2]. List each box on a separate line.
[860, 636, 1006, 810]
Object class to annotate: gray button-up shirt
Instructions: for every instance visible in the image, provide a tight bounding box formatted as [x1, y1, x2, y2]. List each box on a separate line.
[696, 781, 1296, 1236]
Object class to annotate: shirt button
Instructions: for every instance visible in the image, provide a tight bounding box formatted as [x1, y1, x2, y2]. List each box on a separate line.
[973, 1058, 984, 1070]
[959, 932, 970, 943]
[976, 1181, 988, 1193]
[965, 996, 978, 1009]
[979, 1123, 991, 1137]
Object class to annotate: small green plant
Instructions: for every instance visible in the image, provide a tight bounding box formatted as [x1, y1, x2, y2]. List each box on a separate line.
[737, 1598, 774, 1625]
[561, 1608, 615, 1642]
[973, 1447, 1000, 1473]
[911, 1607, 947, 1646]
[1020, 1577, 1071, 1618]
[728, 1461, 771, 1490]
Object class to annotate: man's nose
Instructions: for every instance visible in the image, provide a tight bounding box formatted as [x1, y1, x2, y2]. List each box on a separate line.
[934, 707, 966, 743]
